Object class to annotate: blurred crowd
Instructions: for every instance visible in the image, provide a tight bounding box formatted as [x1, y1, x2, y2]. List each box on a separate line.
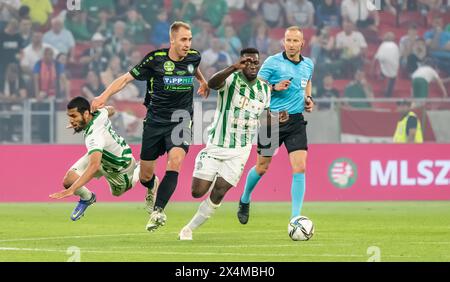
[0, 0, 449, 143]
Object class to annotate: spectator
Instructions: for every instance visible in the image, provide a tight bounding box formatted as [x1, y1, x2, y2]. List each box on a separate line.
[100, 55, 139, 101]
[20, 30, 58, 77]
[201, 37, 232, 75]
[260, 0, 284, 28]
[393, 100, 423, 144]
[43, 17, 76, 61]
[18, 18, 32, 48]
[341, 0, 379, 30]
[316, 73, 339, 110]
[411, 60, 448, 98]
[424, 16, 450, 72]
[0, 19, 22, 89]
[227, 0, 245, 10]
[374, 32, 400, 97]
[104, 21, 126, 57]
[285, 0, 315, 28]
[0, 1, 20, 31]
[200, 0, 228, 28]
[406, 38, 427, 75]
[244, 0, 262, 15]
[344, 69, 374, 108]
[172, 0, 198, 23]
[150, 9, 170, 48]
[128, 49, 147, 97]
[79, 32, 110, 76]
[109, 107, 141, 142]
[115, 0, 134, 21]
[33, 47, 68, 100]
[20, 0, 53, 27]
[81, 70, 105, 100]
[191, 18, 213, 52]
[220, 25, 242, 61]
[335, 21, 367, 78]
[118, 38, 134, 71]
[125, 9, 151, 44]
[418, 0, 444, 13]
[310, 25, 335, 65]
[64, 11, 92, 41]
[90, 8, 113, 37]
[82, 0, 115, 24]
[18, 5, 30, 21]
[249, 24, 271, 55]
[400, 24, 419, 69]
[0, 63, 27, 143]
[135, 0, 164, 26]
[316, 0, 341, 27]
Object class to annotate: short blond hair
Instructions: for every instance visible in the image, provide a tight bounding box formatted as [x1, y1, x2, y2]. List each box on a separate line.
[285, 26, 303, 35]
[170, 21, 191, 35]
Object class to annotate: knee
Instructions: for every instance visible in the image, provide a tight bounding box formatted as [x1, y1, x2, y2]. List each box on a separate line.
[139, 170, 154, 183]
[255, 163, 269, 176]
[167, 156, 184, 171]
[191, 189, 205, 199]
[292, 162, 306, 174]
[62, 177, 72, 190]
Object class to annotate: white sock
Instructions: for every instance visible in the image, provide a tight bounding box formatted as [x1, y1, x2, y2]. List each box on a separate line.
[132, 163, 141, 188]
[187, 197, 221, 231]
[74, 186, 92, 201]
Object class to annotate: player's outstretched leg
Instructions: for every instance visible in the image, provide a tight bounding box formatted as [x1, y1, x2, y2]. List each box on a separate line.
[238, 156, 271, 224]
[63, 170, 96, 221]
[179, 178, 232, 240]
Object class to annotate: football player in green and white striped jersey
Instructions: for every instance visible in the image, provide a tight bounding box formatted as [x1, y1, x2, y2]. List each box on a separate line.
[179, 48, 271, 240]
[49, 97, 141, 221]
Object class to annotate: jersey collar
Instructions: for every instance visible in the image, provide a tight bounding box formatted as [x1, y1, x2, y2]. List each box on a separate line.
[282, 52, 303, 65]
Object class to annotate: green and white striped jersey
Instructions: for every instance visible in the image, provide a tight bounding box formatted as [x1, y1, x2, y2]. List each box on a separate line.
[84, 108, 133, 173]
[207, 72, 271, 148]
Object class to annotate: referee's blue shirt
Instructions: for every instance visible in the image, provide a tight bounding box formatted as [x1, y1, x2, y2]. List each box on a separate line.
[258, 52, 314, 114]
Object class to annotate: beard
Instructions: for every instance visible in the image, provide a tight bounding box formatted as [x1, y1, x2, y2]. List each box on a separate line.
[73, 119, 87, 134]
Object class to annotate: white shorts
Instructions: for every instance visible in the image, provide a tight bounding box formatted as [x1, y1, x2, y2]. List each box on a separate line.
[193, 144, 252, 187]
[70, 154, 137, 196]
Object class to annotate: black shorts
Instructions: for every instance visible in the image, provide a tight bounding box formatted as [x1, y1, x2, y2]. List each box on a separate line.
[140, 119, 192, 161]
[257, 113, 308, 157]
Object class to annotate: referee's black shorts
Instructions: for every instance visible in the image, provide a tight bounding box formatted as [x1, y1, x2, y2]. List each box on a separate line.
[140, 119, 192, 161]
[257, 113, 308, 157]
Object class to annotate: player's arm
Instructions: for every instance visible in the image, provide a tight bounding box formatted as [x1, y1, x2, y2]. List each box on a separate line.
[91, 73, 135, 112]
[49, 152, 102, 199]
[209, 57, 255, 90]
[105, 106, 116, 117]
[304, 80, 314, 112]
[195, 68, 210, 98]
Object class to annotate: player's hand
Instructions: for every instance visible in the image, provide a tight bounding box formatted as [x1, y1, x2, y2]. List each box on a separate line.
[275, 79, 291, 91]
[232, 57, 254, 70]
[91, 96, 106, 112]
[49, 189, 75, 200]
[197, 81, 210, 99]
[305, 96, 314, 112]
[279, 111, 289, 123]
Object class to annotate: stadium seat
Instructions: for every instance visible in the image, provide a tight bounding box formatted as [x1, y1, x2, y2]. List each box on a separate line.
[268, 28, 285, 40]
[136, 44, 156, 56]
[399, 11, 425, 28]
[69, 79, 86, 98]
[74, 42, 91, 60]
[333, 80, 351, 96]
[229, 10, 249, 30]
[379, 12, 397, 28]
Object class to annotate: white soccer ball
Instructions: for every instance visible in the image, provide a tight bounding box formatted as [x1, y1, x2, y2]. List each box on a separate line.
[288, 216, 314, 241]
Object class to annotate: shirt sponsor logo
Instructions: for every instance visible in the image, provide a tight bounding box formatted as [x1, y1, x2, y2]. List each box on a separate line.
[163, 76, 194, 85]
[164, 61, 175, 72]
[187, 64, 194, 74]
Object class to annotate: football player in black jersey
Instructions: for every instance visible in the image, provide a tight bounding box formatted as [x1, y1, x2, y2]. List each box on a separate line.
[91, 21, 209, 232]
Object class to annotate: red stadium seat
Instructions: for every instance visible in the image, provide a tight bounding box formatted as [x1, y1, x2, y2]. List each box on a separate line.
[333, 80, 351, 96]
[269, 28, 285, 40]
[69, 79, 86, 98]
[379, 12, 397, 28]
[136, 44, 156, 56]
[73, 42, 91, 60]
[229, 10, 249, 30]
[399, 11, 425, 28]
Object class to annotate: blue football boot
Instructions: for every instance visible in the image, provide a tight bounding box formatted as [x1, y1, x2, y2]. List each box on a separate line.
[70, 193, 96, 221]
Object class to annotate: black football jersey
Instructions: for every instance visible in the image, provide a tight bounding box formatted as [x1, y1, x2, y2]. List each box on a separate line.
[129, 48, 201, 124]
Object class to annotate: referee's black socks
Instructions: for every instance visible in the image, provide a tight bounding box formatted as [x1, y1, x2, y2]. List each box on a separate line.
[154, 171, 179, 210]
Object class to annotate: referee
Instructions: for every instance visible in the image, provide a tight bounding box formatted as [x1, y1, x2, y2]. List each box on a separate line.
[91, 21, 209, 232]
[237, 26, 315, 224]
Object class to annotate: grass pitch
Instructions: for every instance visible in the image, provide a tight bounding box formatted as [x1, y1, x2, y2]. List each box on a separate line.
[0, 202, 449, 262]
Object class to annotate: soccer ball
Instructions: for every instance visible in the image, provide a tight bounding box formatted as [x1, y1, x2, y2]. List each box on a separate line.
[288, 216, 314, 241]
